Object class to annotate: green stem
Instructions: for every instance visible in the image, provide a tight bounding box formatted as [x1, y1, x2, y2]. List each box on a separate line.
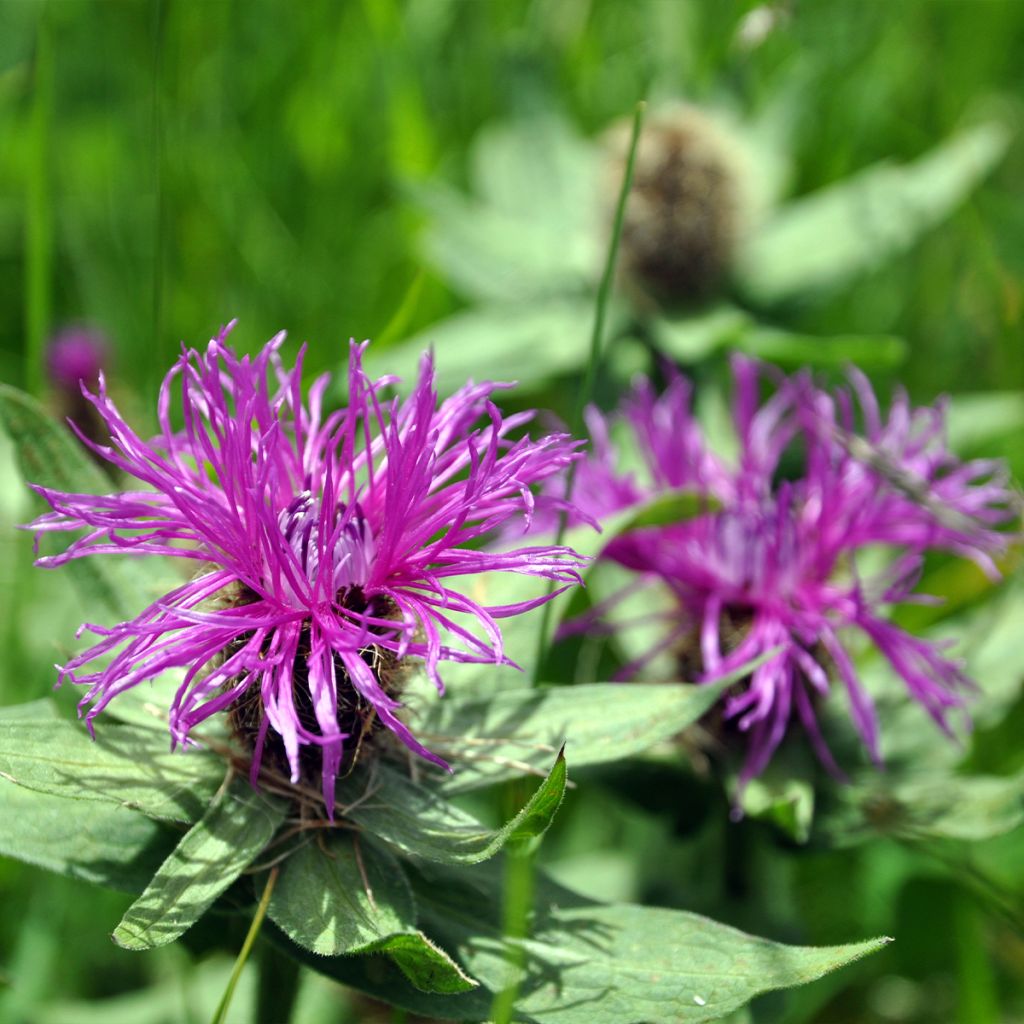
[489, 847, 537, 1024]
[211, 867, 279, 1024]
[26, 5, 54, 397]
[529, 99, 646, 686]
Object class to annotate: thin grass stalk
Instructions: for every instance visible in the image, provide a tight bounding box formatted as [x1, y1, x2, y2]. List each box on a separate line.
[529, 100, 646, 687]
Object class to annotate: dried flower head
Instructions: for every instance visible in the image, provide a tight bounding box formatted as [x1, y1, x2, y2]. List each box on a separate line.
[28, 323, 586, 813]
[568, 359, 1015, 786]
[604, 104, 747, 307]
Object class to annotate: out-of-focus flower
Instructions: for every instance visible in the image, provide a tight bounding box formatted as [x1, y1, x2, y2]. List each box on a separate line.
[27, 323, 586, 814]
[603, 104, 749, 308]
[566, 360, 1015, 786]
[46, 326, 108, 394]
[45, 326, 114, 469]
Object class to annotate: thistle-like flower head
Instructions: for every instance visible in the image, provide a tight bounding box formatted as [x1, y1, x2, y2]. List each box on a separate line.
[29, 323, 586, 813]
[570, 358, 1015, 785]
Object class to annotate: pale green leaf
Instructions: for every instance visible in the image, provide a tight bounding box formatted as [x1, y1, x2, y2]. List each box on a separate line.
[733, 327, 906, 370]
[652, 308, 906, 370]
[414, 115, 600, 304]
[824, 771, 1024, 846]
[736, 120, 1010, 305]
[363, 298, 622, 396]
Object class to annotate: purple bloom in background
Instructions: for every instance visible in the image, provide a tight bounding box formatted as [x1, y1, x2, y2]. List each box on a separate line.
[46, 326, 108, 394]
[28, 323, 585, 813]
[570, 358, 1015, 786]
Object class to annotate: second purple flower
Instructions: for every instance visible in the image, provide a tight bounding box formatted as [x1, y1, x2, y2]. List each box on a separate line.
[565, 358, 1015, 788]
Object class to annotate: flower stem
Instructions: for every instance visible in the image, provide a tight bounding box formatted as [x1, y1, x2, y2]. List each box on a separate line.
[211, 867, 279, 1024]
[489, 846, 537, 1024]
[26, 4, 54, 398]
[530, 99, 646, 686]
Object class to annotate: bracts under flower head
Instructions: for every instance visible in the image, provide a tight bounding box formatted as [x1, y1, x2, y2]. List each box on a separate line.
[28, 323, 586, 815]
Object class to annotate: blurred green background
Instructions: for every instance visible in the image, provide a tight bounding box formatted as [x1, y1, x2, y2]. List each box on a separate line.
[1, 1, 1023, 1022]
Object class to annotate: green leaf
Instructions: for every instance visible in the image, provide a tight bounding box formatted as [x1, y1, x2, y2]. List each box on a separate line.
[0, 709, 223, 823]
[363, 298, 622, 396]
[0, 777, 171, 892]
[267, 832, 477, 994]
[652, 308, 907, 370]
[736, 120, 1010, 305]
[650, 306, 751, 364]
[0, 382, 147, 621]
[733, 327, 907, 370]
[113, 777, 286, 950]
[346, 750, 566, 864]
[824, 771, 1024, 845]
[288, 858, 890, 1023]
[421, 682, 726, 795]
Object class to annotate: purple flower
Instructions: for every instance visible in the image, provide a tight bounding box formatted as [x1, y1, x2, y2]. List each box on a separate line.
[28, 323, 585, 814]
[569, 359, 1015, 786]
[46, 326, 108, 394]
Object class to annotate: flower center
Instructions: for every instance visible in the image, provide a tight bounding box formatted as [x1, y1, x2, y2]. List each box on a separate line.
[226, 492, 406, 797]
[276, 491, 376, 598]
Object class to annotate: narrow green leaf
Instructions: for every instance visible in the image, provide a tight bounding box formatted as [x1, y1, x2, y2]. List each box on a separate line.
[422, 682, 726, 795]
[113, 777, 286, 950]
[0, 777, 171, 892]
[346, 750, 566, 864]
[0, 711, 222, 823]
[362, 932, 478, 996]
[0, 382, 147, 621]
[286, 858, 890, 1023]
[652, 309, 907, 370]
[736, 120, 1010, 305]
[733, 327, 907, 370]
[268, 832, 477, 994]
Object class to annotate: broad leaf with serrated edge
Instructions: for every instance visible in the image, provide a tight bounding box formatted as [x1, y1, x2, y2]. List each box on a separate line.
[281, 857, 889, 1023]
[267, 832, 476, 994]
[113, 776, 286, 950]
